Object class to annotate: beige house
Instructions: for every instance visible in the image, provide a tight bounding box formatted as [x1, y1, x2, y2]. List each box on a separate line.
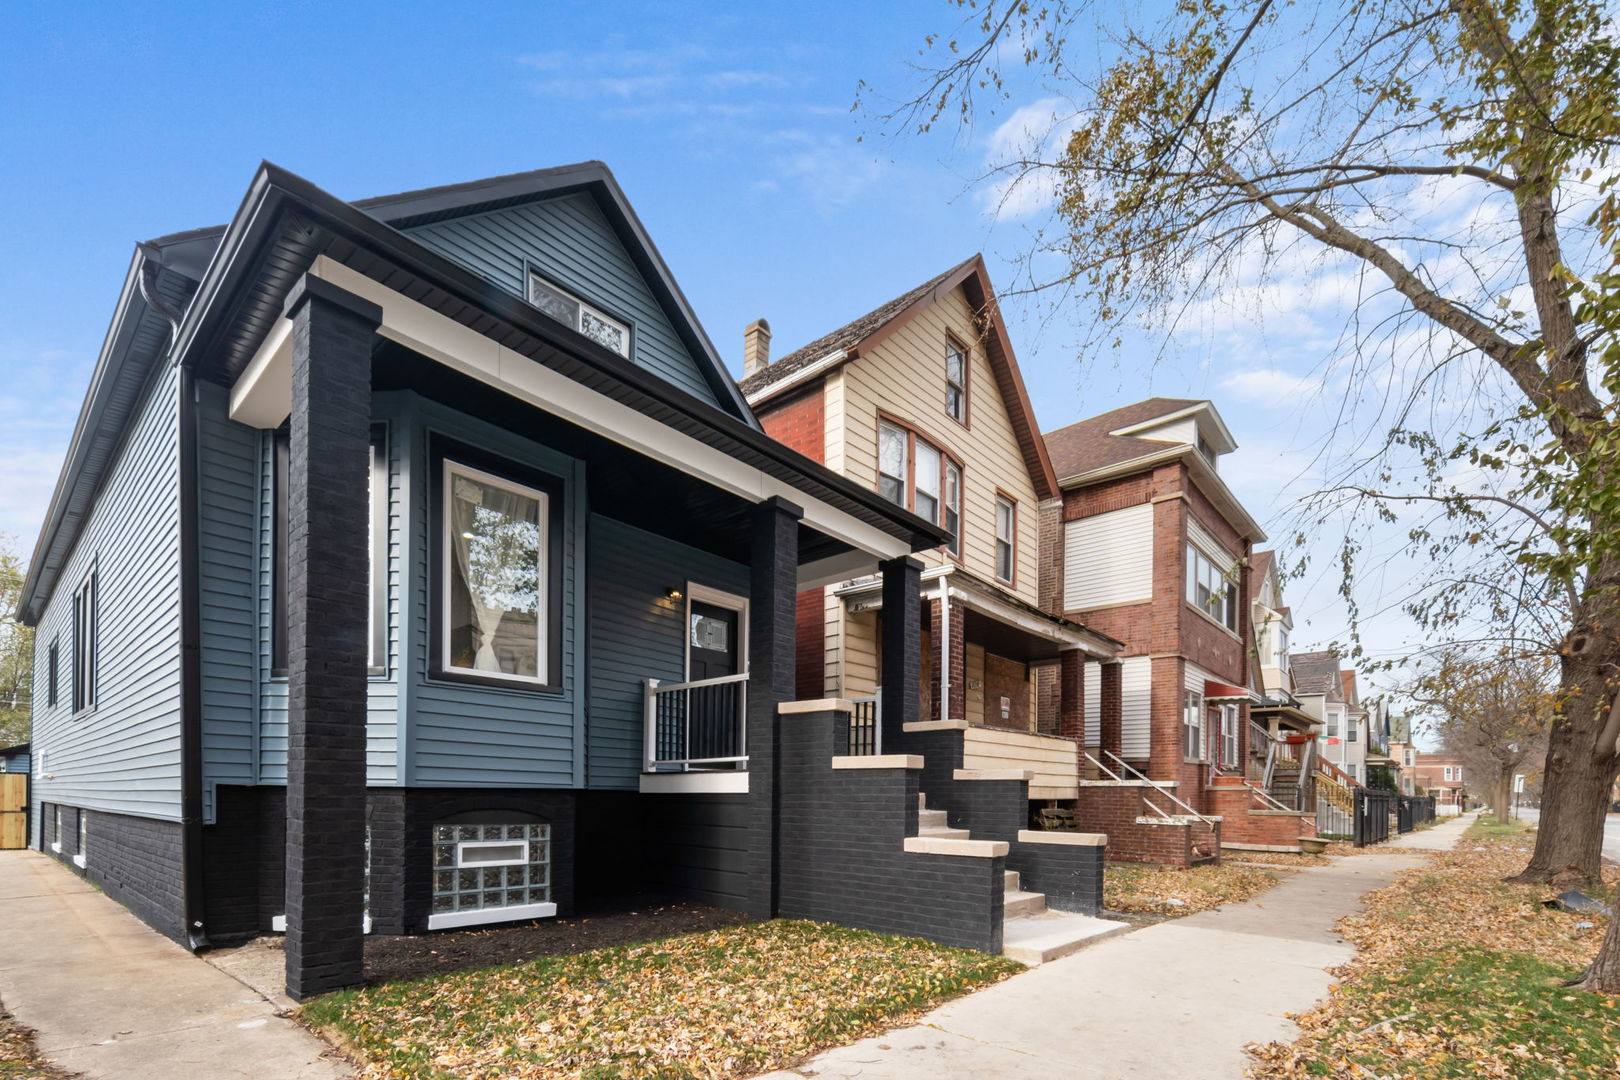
[740, 255, 1118, 795]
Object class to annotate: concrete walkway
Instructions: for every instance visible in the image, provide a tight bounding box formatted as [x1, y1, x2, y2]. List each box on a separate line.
[0, 850, 349, 1079]
[760, 813, 1480, 1080]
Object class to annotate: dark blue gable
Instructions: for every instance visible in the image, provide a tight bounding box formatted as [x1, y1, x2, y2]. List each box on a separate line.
[401, 193, 721, 407]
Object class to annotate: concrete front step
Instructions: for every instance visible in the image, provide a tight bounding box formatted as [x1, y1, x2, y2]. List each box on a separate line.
[1001, 911, 1132, 965]
[919, 808, 949, 830]
[1004, 869, 1020, 891]
[1003, 889, 1047, 918]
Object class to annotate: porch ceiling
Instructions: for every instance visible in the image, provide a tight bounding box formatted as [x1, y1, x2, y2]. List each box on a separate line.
[374, 341, 856, 571]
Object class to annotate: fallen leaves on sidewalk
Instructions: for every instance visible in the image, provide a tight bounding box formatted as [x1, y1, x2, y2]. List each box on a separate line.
[302, 919, 1021, 1079]
[0, 1007, 78, 1079]
[1247, 820, 1620, 1079]
[1104, 862, 1280, 916]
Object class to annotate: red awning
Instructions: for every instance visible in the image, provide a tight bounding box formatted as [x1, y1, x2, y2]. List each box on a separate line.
[1204, 680, 1256, 702]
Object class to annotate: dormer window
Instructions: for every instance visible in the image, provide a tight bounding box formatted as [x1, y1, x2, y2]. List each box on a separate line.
[527, 273, 629, 359]
[1197, 431, 1217, 468]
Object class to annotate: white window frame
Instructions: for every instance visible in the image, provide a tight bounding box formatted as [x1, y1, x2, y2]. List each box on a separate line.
[1220, 704, 1239, 768]
[994, 496, 1016, 583]
[1444, 766, 1454, 781]
[429, 821, 556, 930]
[914, 441, 942, 525]
[944, 461, 962, 556]
[1183, 690, 1205, 761]
[456, 840, 530, 867]
[440, 459, 551, 686]
[50, 805, 61, 853]
[74, 813, 87, 869]
[527, 272, 630, 358]
[945, 338, 967, 422]
[1186, 543, 1237, 631]
[878, 421, 908, 508]
[682, 582, 750, 681]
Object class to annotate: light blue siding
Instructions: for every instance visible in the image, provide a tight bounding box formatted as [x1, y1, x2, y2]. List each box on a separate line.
[0, 750, 28, 774]
[401, 398, 587, 788]
[586, 517, 748, 789]
[197, 381, 258, 818]
[253, 394, 407, 788]
[29, 364, 183, 821]
[402, 194, 719, 406]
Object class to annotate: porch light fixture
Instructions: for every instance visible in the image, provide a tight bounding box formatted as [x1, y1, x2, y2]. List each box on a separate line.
[666, 587, 684, 601]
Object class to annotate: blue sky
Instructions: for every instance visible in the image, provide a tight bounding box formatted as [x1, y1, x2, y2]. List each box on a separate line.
[0, 1, 1381, 659]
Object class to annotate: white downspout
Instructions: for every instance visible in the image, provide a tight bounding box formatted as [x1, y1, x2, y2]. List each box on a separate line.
[937, 572, 952, 723]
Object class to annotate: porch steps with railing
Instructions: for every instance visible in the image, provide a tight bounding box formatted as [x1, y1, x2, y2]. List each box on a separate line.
[915, 794, 1126, 964]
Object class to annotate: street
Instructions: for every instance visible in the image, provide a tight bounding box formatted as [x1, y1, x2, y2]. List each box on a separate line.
[1517, 807, 1620, 864]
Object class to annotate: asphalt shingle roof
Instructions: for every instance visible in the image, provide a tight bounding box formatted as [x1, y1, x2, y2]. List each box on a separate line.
[1043, 397, 1205, 480]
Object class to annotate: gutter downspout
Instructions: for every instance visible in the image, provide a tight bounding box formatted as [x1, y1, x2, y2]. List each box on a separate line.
[937, 572, 952, 723]
[153, 246, 209, 951]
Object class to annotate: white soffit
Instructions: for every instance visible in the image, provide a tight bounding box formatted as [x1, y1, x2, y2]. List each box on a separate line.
[228, 256, 911, 561]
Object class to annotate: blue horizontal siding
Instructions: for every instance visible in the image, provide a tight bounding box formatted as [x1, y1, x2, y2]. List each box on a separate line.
[402, 193, 719, 406]
[585, 516, 749, 789]
[30, 364, 183, 821]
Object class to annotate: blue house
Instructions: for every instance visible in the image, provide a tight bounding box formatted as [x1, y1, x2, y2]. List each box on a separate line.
[18, 162, 1107, 999]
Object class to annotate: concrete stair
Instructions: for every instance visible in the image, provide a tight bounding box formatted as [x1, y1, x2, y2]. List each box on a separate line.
[916, 793, 1129, 964]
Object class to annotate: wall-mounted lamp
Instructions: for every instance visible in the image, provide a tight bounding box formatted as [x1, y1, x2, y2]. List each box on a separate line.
[665, 587, 684, 601]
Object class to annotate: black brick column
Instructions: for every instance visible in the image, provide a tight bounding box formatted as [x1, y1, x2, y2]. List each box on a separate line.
[282, 275, 379, 1001]
[745, 496, 802, 919]
[880, 556, 922, 749]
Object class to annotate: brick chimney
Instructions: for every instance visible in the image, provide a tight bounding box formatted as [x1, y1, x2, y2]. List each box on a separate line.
[743, 318, 771, 376]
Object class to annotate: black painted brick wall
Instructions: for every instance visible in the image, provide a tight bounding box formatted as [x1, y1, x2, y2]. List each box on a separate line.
[899, 727, 966, 817]
[577, 791, 749, 910]
[43, 803, 187, 943]
[778, 710, 1003, 952]
[745, 498, 800, 918]
[1008, 839, 1103, 915]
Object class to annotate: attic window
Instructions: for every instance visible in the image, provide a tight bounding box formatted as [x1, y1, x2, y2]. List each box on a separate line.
[528, 273, 629, 358]
[1197, 432, 1217, 468]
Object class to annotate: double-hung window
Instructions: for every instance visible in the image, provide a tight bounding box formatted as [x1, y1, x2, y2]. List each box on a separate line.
[1183, 690, 1204, 760]
[1186, 543, 1237, 629]
[1220, 704, 1239, 767]
[1443, 766, 1454, 781]
[994, 496, 1016, 582]
[1347, 722, 1358, 743]
[944, 462, 962, 556]
[46, 638, 59, 708]
[272, 427, 389, 676]
[945, 338, 967, 422]
[528, 272, 630, 358]
[437, 449, 557, 688]
[877, 420, 962, 555]
[71, 568, 97, 714]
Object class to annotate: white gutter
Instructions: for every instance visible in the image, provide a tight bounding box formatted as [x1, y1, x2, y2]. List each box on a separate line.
[742, 348, 848, 406]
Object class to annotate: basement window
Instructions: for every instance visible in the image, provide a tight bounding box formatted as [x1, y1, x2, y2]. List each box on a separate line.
[528, 273, 630, 358]
[430, 820, 554, 930]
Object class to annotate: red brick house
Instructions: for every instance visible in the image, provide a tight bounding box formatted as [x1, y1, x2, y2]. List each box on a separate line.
[1044, 399, 1312, 859]
[1411, 752, 1470, 809]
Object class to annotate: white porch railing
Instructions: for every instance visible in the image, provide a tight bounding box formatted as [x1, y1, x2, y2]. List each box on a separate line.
[643, 673, 749, 771]
[1085, 750, 1220, 826]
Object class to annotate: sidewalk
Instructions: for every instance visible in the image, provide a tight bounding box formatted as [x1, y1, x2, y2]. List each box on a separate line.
[0, 850, 349, 1080]
[760, 814, 1480, 1080]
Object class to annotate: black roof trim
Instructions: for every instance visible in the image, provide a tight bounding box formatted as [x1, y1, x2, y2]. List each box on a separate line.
[171, 161, 949, 550]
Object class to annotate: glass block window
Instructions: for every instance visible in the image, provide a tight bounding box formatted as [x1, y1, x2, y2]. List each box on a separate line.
[431, 822, 551, 916]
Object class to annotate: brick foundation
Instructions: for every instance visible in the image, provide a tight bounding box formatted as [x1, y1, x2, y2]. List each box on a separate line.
[1074, 784, 1221, 866]
[41, 803, 187, 942]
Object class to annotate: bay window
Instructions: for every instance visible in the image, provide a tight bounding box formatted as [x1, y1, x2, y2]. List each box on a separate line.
[876, 419, 961, 555]
[1186, 543, 1237, 629]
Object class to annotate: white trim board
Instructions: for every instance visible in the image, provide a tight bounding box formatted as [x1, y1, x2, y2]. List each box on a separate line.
[428, 902, 558, 931]
[638, 771, 749, 794]
[229, 256, 912, 567]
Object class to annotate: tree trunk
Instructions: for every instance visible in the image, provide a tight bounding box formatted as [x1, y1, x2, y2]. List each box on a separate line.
[1496, 768, 1513, 823]
[1509, 648, 1620, 888]
[1569, 893, 1620, 993]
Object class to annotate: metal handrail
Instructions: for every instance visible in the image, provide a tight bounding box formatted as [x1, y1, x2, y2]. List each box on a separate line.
[643, 673, 750, 772]
[1087, 750, 1220, 826]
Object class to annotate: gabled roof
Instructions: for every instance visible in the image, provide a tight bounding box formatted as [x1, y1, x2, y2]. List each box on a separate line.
[1291, 651, 1344, 699]
[19, 161, 946, 623]
[742, 255, 1059, 500]
[1340, 669, 1358, 706]
[739, 257, 977, 397]
[1044, 397, 1205, 478]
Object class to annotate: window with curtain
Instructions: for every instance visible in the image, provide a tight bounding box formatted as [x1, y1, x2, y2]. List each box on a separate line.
[442, 460, 549, 683]
[914, 441, 941, 523]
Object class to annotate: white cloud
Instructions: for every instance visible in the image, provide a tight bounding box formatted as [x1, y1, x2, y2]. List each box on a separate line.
[1219, 368, 1324, 402]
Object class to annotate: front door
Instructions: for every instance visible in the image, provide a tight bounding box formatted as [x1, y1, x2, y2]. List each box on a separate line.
[688, 601, 742, 762]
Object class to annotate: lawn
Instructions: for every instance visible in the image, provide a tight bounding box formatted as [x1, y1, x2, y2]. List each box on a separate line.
[1103, 861, 1280, 915]
[1248, 816, 1620, 1079]
[0, 1007, 75, 1079]
[302, 919, 1022, 1080]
